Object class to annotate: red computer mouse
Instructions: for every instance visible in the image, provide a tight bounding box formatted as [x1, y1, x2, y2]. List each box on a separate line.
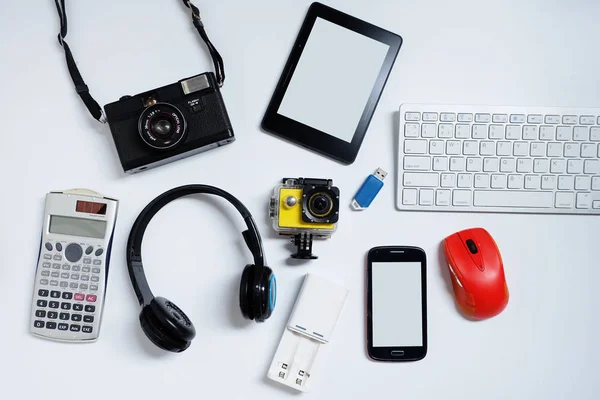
[443, 228, 509, 320]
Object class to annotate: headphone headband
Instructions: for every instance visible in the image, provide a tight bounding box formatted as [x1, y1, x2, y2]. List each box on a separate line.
[127, 185, 265, 305]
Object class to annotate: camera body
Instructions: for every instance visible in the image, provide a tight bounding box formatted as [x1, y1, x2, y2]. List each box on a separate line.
[104, 72, 234, 173]
[269, 178, 340, 259]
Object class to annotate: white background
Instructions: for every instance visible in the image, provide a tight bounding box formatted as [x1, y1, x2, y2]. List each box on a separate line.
[279, 17, 390, 142]
[0, 1, 599, 399]
[372, 262, 423, 347]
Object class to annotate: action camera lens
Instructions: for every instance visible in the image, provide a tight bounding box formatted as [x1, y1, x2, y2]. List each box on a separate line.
[308, 192, 333, 217]
[138, 103, 187, 150]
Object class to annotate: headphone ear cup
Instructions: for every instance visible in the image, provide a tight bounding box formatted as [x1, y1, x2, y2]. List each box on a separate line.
[138, 297, 196, 352]
[239, 265, 255, 320]
[254, 265, 275, 322]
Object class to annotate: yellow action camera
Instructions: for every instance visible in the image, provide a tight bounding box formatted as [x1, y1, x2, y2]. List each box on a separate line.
[269, 178, 340, 259]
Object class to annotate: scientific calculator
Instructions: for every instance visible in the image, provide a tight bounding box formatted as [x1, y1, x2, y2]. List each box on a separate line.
[29, 189, 118, 342]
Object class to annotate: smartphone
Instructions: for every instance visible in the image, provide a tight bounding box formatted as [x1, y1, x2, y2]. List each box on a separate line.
[367, 246, 427, 361]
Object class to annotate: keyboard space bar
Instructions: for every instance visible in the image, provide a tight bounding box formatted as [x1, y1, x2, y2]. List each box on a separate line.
[473, 191, 554, 208]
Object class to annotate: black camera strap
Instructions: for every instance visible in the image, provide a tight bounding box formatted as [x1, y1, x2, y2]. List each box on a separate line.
[54, 0, 226, 123]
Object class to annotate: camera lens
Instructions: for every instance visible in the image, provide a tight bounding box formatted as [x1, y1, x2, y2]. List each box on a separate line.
[308, 192, 333, 217]
[138, 103, 187, 150]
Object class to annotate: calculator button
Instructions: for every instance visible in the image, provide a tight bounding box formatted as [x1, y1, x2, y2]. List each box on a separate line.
[34, 320, 45, 328]
[91, 276, 99, 282]
[59, 313, 70, 320]
[65, 243, 83, 263]
[83, 315, 94, 323]
[52, 263, 61, 269]
[92, 268, 101, 274]
[95, 248, 104, 257]
[62, 292, 73, 300]
[93, 259, 102, 266]
[71, 273, 80, 280]
[45, 243, 53, 251]
[72, 265, 81, 272]
[40, 279, 49, 285]
[80, 284, 88, 290]
[69, 325, 81, 332]
[74, 293, 85, 301]
[50, 291, 60, 298]
[85, 246, 94, 255]
[70, 283, 78, 289]
[43, 254, 52, 260]
[47, 311, 58, 319]
[83, 258, 92, 265]
[58, 323, 68, 331]
[42, 262, 51, 268]
[41, 270, 50, 277]
[53, 255, 62, 261]
[37, 300, 48, 307]
[62, 264, 70, 270]
[73, 304, 83, 311]
[71, 314, 82, 322]
[81, 275, 89, 281]
[35, 310, 46, 318]
[55, 243, 63, 252]
[61, 302, 71, 310]
[82, 267, 90, 273]
[38, 289, 49, 297]
[61, 272, 69, 279]
[84, 305, 95, 313]
[60, 281, 68, 288]
[46, 322, 57, 330]
[49, 301, 59, 309]
[50, 280, 58, 286]
[90, 285, 98, 291]
[51, 271, 60, 278]
[86, 295, 97, 302]
[82, 326, 93, 334]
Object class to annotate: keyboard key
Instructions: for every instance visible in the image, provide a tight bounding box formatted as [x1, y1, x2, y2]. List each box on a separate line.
[580, 116, 595, 125]
[524, 175, 541, 189]
[419, 189, 434, 206]
[474, 174, 490, 188]
[491, 174, 507, 189]
[479, 142, 495, 156]
[429, 140, 444, 155]
[60, 313, 70, 320]
[463, 141, 478, 155]
[593, 177, 600, 190]
[71, 314, 82, 322]
[530, 142, 546, 157]
[452, 190, 472, 206]
[483, 158, 499, 172]
[497, 142, 512, 156]
[62, 264, 70, 271]
[523, 125, 539, 140]
[62, 292, 73, 300]
[466, 158, 482, 172]
[85, 305, 96, 313]
[80, 284, 88, 290]
[50, 291, 60, 299]
[450, 157, 466, 172]
[472, 125, 487, 139]
[90, 285, 99, 291]
[446, 141, 461, 155]
[489, 125, 504, 139]
[562, 115, 577, 124]
[547, 142, 563, 157]
[438, 124, 454, 138]
[441, 173, 456, 188]
[70, 325, 81, 332]
[42, 262, 50, 268]
[500, 158, 516, 172]
[33, 321, 45, 329]
[576, 193, 592, 209]
[61, 302, 71, 310]
[508, 174, 524, 189]
[440, 113, 456, 122]
[514, 142, 528, 156]
[404, 173, 438, 187]
[82, 275, 91, 282]
[50, 280, 58, 287]
[82, 326, 93, 334]
[402, 189, 418, 205]
[40, 279, 49, 286]
[567, 160, 583, 174]
[455, 124, 470, 138]
[73, 304, 83, 311]
[492, 114, 508, 123]
[433, 156, 448, 171]
[405, 112, 420, 121]
[517, 159, 533, 173]
[457, 174, 473, 188]
[475, 113, 491, 123]
[41, 270, 50, 277]
[423, 112, 438, 121]
[539, 126, 555, 140]
[457, 113, 473, 122]
[35, 310, 46, 318]
[43, 254, 52, 260]
[506, 125, 521, 140]
[575, 176, 591, 190]
[74, 293, 85, 301]
[527, 114, 543, 123]
[581, 143, 596, 158]
[58, 323, 68, 331]
[595, 201, 600, 209]
[49, 301, 59, 309]
[46, 322, 57, 330]
[404, 123, 419, 137]
[556, 126, 572, 141]
[421, 123, 436, 138]
[542, 175, 557, 190]
[474, 191, 553, 208]
[550, 159, 566, 173]
[47, 311, 58, 319]
[558, 175, 574, 190]
[510, 114, 526, 123]
[555, 192, 575, 208]
[404, 156, 431, 171]
[38, 289, 49, 297]
[86, 295, 97, 303]
[405, 140, 427, 154]
[591, 127, 600, 141]
[436, 190, 451, 206]
[37, 299, 47, 307]
[573, 127, 589, 141]
[584, 160, 600, 174]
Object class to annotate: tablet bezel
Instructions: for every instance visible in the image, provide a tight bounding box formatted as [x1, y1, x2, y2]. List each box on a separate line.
[262, 2, 403, 164]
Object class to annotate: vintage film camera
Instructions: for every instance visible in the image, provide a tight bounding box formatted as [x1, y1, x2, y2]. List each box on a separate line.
[269, 178, 340, 259]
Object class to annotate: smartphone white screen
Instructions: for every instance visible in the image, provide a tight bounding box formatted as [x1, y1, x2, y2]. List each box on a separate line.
[372, 262, 423, 347]
[277, 17, 390, 143]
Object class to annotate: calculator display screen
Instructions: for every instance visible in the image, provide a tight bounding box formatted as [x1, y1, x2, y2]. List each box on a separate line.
[49, 216, 107, 239]
[76, 201, 107, 215]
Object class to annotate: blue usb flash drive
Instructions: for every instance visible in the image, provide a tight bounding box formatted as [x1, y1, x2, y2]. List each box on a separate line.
[351, 168, 387, 210]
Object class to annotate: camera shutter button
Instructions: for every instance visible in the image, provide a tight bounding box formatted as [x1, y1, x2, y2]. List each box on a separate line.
[119, 95, 132, 101]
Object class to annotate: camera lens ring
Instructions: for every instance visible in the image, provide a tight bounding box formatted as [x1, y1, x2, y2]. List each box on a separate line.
[138, 102, 187, 150]
[307, 192, 334, 218]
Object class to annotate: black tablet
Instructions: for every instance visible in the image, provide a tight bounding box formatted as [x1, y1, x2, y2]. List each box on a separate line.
[262, 2, 403, 164]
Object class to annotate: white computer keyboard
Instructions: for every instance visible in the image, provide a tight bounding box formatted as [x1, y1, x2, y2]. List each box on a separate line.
[396, 104, 600, 214]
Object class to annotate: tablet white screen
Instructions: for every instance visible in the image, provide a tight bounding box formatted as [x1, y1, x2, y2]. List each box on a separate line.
[278, 18, 390, 143]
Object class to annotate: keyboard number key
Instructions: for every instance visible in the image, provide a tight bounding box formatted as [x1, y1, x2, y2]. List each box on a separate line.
[506, 125, 521, 140]
[539, 126, 555, 140]
[422, 123, 436, 138]
[591, 127, 600, 141]
[573, 127, 589, 141]
[472, 125, 487, 139]
[489, 125, 504, 139]
[556, 126, 572, 141]
[523, 125, 539, 140]
[438, 124, 454, 138]
[455, 124, 471, 138]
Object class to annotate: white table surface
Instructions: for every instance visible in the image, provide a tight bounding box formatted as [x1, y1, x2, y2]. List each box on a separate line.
[1, 0, 599, 399]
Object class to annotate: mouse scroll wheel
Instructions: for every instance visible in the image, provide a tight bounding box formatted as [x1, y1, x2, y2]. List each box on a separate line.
[466, 239, 478, 254]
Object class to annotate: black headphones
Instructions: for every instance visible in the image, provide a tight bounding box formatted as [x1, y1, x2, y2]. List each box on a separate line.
[126, 185, 276, 352]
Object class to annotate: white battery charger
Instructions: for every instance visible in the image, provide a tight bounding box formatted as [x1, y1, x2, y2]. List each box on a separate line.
[267, 273, 348, 392]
